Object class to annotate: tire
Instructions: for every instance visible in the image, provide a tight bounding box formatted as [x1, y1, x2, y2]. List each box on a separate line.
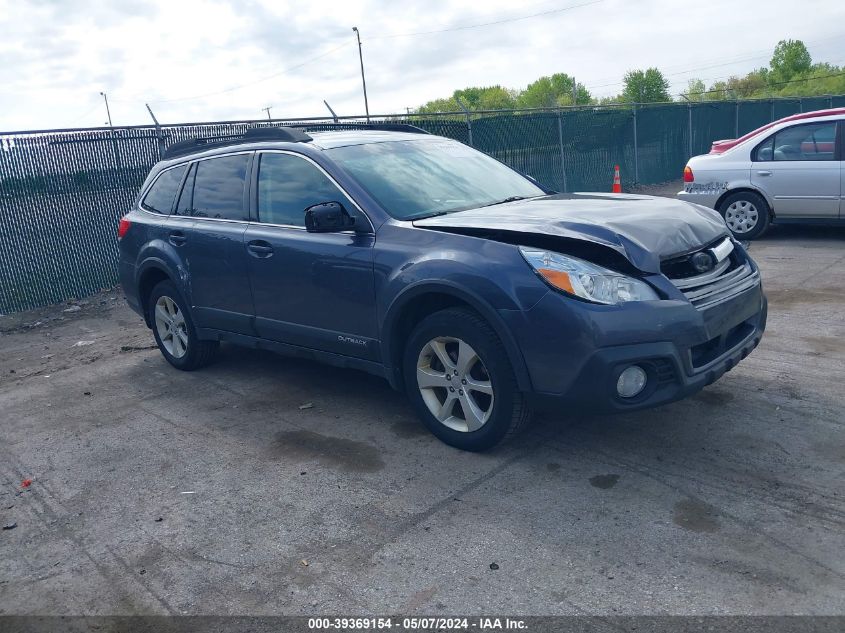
[403, 307, 530, 451]
[718, 191, 770, 240]
[148, 280, 218, 371]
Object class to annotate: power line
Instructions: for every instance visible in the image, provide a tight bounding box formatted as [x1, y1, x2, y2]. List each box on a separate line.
[680, 70, 845, 98]
[66, 99, 103, 127]
[369, 0, 603, 40]
[586, 34, 845, 92]
[137, 41, 352, 105]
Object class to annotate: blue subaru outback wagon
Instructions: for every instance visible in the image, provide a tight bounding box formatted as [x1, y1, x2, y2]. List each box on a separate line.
[119, 125, 767, 451]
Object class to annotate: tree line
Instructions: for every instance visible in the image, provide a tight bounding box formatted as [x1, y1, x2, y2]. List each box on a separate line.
[415, 40, 845, 113]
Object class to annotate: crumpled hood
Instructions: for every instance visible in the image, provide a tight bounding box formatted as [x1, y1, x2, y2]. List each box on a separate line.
[413, 193, 729, 273]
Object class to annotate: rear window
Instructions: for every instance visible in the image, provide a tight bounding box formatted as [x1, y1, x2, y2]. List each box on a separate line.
[141, 165, 186, 214]
[191, 154, 250, 220]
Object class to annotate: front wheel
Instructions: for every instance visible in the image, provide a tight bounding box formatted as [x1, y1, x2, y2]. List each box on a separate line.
[403, 308, 530, 451]
[718, 191, 770, 240]
[148, 280, 218, 371]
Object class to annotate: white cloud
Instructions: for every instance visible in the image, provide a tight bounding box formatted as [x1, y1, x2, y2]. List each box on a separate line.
[0, 0, 843, 130]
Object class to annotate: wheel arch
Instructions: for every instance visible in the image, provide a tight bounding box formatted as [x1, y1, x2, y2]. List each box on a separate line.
[380, 282, 532, 393]
[716, 187, 775, 218]
[136, 259, 178, 327]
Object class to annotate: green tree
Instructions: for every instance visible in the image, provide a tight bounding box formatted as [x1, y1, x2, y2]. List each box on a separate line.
[621, 68, 671, 103]
[416, 86, 516, 113]
[454, 85, 517, 110]
[770, 39, 812, 81]
[517, 73, 591, 108]
[415, 97, 460, 114]
[685, 78, 706, 101]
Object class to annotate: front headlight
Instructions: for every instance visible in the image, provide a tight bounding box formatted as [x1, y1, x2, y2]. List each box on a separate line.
[519, 247, 659, 304]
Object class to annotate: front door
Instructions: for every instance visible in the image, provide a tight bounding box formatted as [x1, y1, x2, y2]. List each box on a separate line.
[751, 120, 840, 218]
[173, 152, 255, 334]
[243, 151, 378, 361]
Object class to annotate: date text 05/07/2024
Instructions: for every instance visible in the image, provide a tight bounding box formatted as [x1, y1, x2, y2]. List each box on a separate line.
[307, 617, 528, 630]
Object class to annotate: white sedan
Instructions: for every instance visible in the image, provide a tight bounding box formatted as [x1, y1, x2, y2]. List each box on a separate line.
[678, 108, 844, 239]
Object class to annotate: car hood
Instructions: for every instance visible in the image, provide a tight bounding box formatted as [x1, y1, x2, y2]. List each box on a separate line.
[413, 193, 729, 273]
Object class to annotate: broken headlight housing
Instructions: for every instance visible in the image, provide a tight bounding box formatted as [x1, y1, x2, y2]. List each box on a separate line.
[519, 247, 658, 305]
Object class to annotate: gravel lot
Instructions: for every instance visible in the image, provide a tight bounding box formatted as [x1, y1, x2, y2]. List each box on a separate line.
[1, 208, 844, 615]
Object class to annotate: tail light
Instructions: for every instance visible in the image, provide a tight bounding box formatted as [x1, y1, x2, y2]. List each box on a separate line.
[683, 166, 694, 183]
[118, 216, 131, 239]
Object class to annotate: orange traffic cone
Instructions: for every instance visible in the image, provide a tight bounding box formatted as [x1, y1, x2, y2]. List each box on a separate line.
[612, 165, 622, 193]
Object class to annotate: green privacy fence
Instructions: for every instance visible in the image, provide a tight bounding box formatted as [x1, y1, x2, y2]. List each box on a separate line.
[2, 95, 844, 314]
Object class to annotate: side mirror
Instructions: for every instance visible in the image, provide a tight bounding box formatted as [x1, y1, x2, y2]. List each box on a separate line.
[304, 201, 356, 233]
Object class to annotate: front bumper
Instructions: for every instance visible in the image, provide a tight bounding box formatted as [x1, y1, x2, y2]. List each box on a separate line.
[500, 278, 767, 414]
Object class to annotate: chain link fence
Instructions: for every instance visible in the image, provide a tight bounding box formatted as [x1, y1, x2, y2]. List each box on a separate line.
[2, 95, 844, 314]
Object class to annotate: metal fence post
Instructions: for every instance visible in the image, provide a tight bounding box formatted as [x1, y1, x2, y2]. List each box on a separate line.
[734, 100, 740, 138]
[455, 96, 473, 147]
[632, 103, 639, 185]
[146, 103, 165, 159]
[557, 109, 568, 193]
[687, 102, 693, 158]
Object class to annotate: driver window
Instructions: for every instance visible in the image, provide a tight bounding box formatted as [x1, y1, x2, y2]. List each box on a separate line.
[257, 153, 357, 227]
[770, 122, 836, 162]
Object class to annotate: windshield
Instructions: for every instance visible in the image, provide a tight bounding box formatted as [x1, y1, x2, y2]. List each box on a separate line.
[326, 139, 545, 220]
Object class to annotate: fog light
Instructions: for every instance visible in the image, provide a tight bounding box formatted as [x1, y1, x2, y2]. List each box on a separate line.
[617, 365, 647, 398]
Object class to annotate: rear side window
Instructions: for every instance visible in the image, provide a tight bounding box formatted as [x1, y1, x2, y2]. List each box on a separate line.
[257, 152, 357, 227]
[141, 165, 186, 214]
[756, 122, 838, 162]
[191, 154, 250, 220]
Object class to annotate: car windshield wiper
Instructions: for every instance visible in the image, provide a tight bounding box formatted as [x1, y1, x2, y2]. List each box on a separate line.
[480, 195, 531, 208]
[406, 210, 452, 221]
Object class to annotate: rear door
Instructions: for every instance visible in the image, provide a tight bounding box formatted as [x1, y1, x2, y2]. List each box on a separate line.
[172, 152, 255, 334]
[750, 120, 840, 218]
[243, 150, 378, 360]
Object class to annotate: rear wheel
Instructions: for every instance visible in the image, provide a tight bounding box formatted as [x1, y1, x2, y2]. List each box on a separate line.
[718, 191, 770, 239]
[403, 308, 530, 451]
[148, 280, 218, 371]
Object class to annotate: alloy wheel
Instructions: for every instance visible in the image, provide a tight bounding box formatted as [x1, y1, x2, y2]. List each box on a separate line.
[416, 336, 494, 433]
[154, 295, 189, 358]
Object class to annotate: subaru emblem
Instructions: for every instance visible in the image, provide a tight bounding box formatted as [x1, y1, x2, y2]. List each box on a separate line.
[691, 251, 715, 273]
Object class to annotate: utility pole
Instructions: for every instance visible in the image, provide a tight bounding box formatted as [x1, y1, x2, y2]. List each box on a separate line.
[572, 77, 577, 106]
[261, 106, 273, 120]
[352, 26, 370, 122]
[99, 91, 113, 127]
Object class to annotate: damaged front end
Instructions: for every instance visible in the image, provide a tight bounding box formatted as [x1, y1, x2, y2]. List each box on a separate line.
[414, 193, 766, 413]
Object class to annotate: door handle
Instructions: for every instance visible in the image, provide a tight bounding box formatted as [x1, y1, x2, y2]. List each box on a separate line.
[169, 231, 187, 246]
[247, 240, 274, 257]
[756, 170, 772, 176]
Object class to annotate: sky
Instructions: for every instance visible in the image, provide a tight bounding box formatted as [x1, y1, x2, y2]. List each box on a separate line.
[1, 0, 844, 131]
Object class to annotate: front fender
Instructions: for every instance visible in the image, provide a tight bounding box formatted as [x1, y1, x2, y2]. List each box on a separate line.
[379, 278, 540, 393]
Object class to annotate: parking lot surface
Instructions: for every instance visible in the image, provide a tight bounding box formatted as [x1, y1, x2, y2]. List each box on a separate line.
[1, 222, 844, 615]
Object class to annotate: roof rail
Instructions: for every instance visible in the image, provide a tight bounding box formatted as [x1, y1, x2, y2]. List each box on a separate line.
[161, 127, 313, 160]
[297, 122, 430, 135]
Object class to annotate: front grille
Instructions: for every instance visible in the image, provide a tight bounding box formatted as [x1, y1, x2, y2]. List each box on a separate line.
[664, 239, 760, 310]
